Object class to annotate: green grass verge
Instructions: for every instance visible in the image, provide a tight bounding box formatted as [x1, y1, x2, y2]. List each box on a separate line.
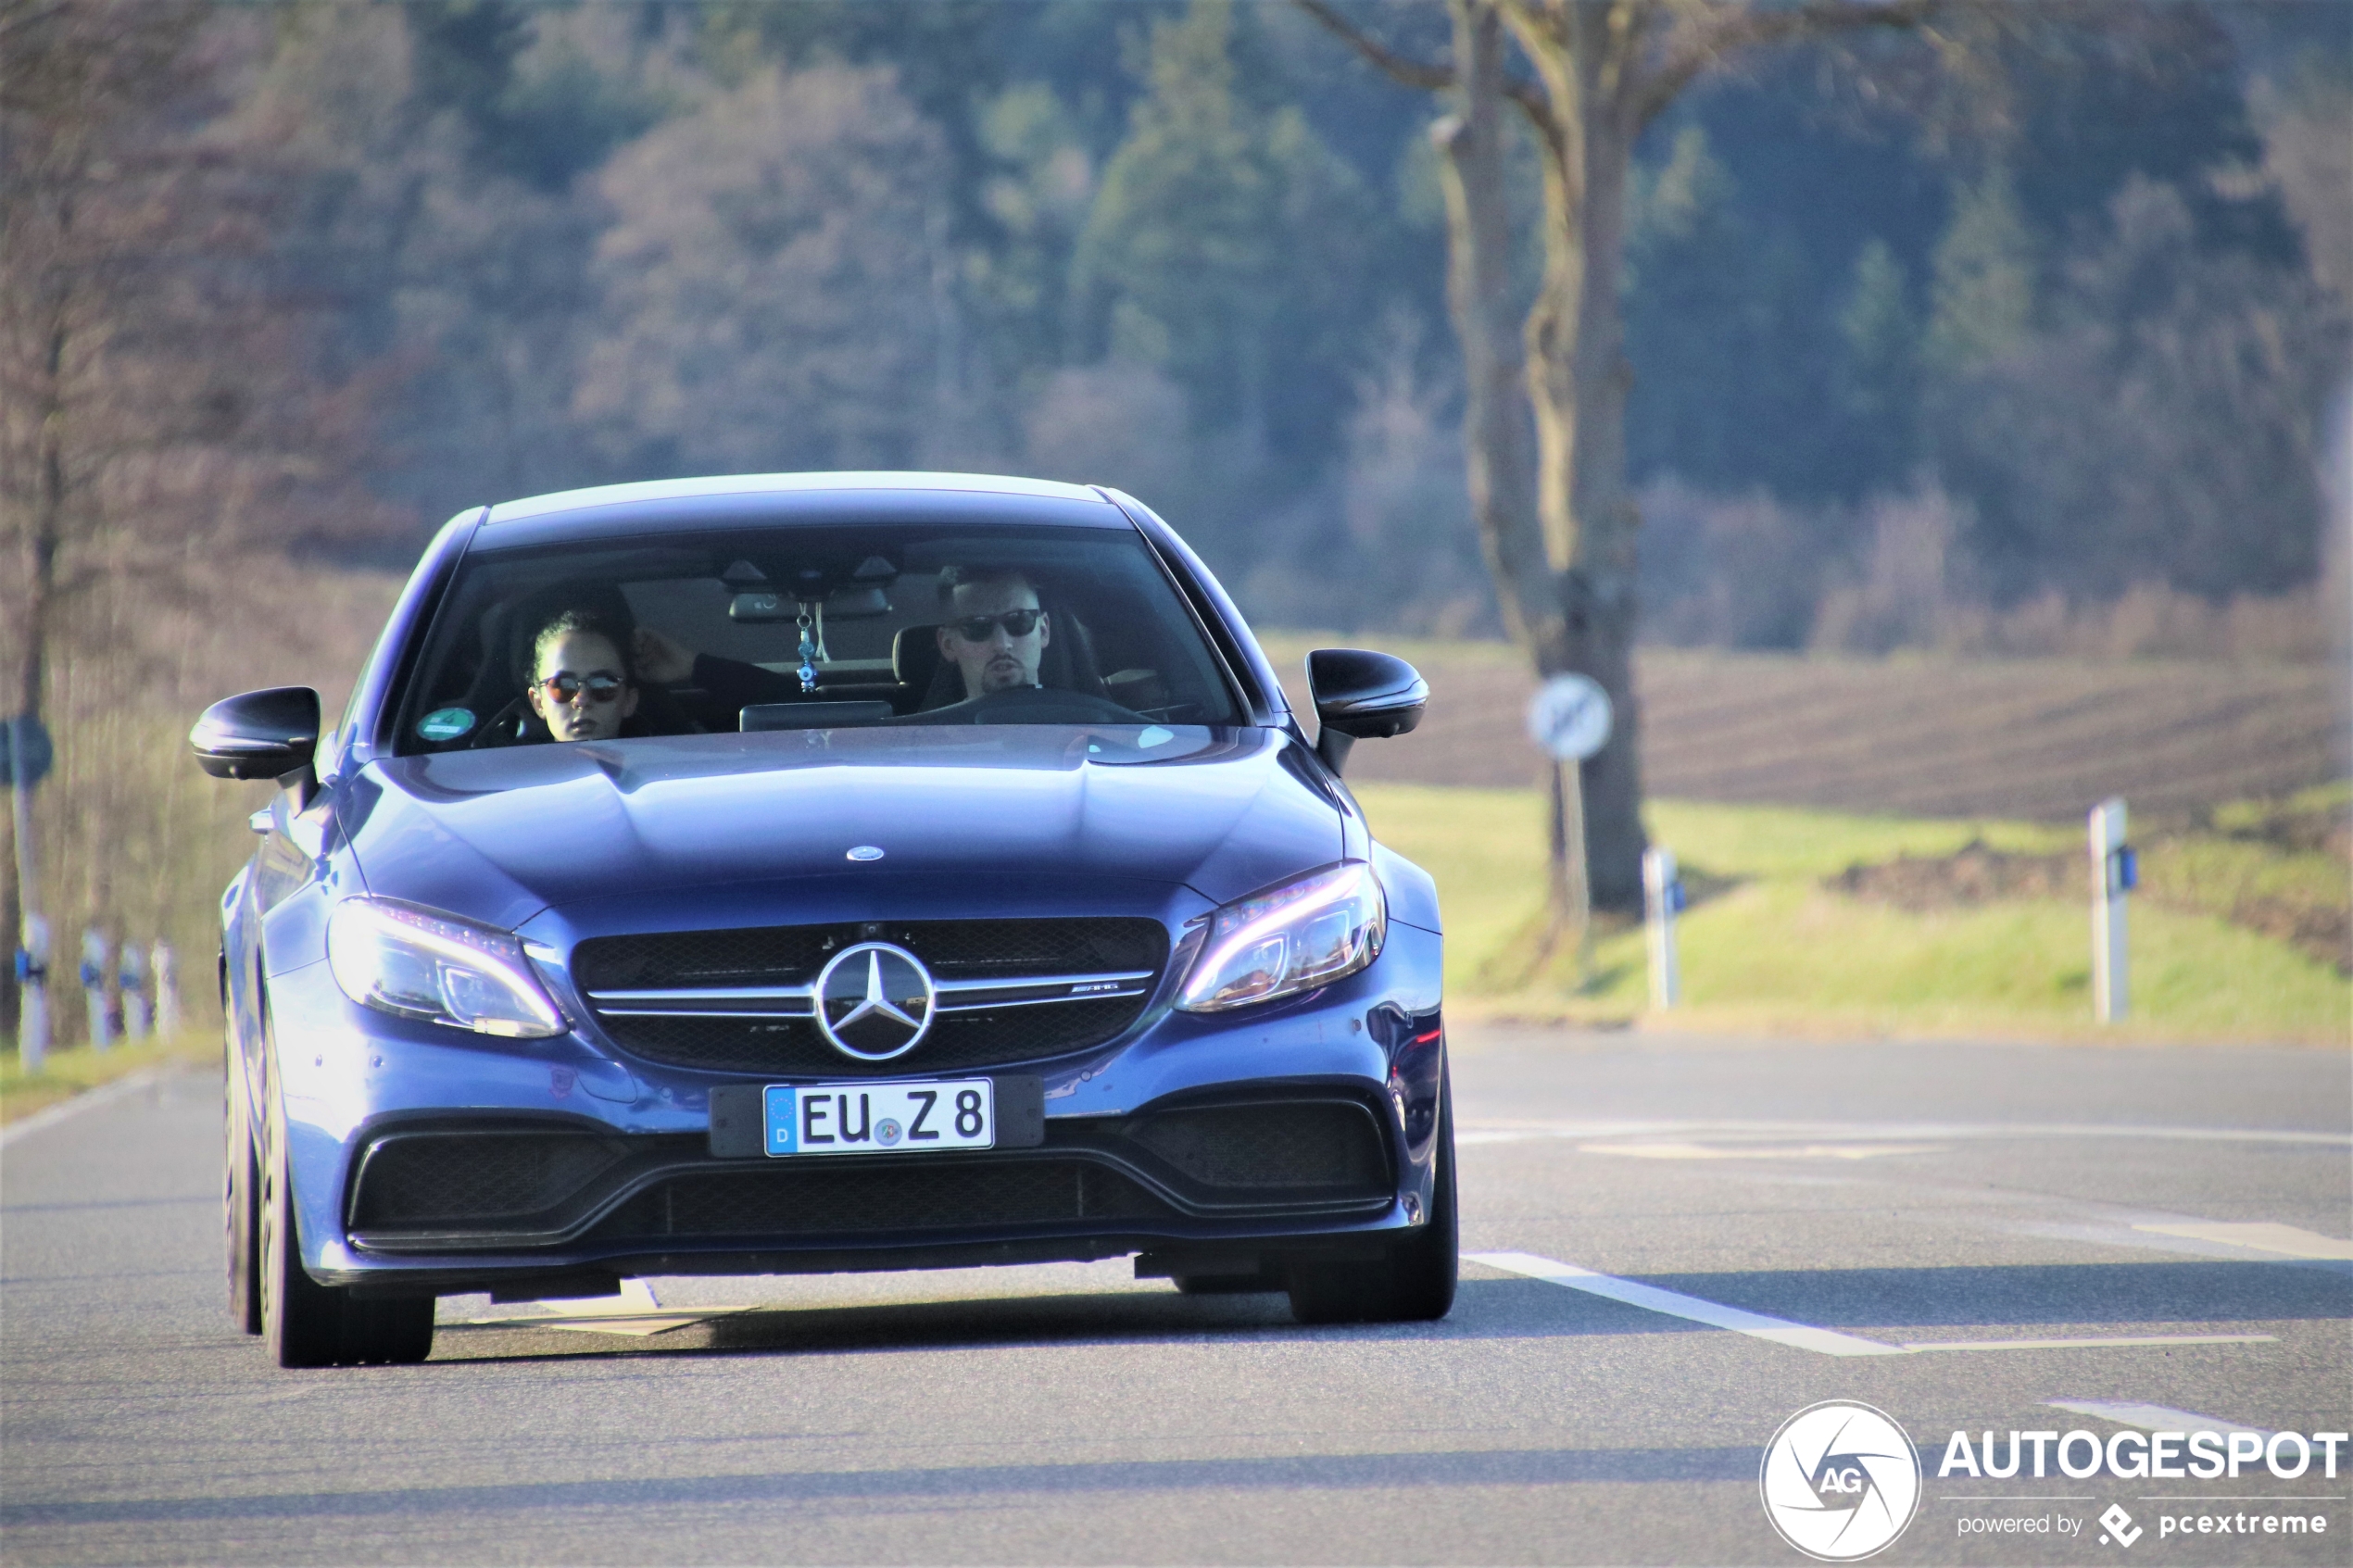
[1354, 783, 2350, 1044]
[0, 1034, 216, 1125]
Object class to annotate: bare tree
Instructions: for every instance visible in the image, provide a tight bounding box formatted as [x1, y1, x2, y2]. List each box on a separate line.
[1301, 0, 1946, 917]
[0, 0, 396, 1035]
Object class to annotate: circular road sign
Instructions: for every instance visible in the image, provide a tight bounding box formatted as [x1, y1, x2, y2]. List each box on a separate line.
[0, 715, 53, 789]
[1525, 674, 1613, 762]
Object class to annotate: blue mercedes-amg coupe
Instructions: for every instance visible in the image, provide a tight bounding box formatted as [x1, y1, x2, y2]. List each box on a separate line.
[193, 472, 1449, 1367]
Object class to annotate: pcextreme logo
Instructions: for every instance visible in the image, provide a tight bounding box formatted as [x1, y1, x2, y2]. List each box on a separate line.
[1761, 1401, 1924, 1561]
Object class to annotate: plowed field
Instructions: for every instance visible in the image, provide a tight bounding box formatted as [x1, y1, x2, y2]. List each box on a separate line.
[1265, 638, 2349, 821]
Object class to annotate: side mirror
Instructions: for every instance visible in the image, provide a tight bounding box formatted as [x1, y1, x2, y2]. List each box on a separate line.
[1306, 649, 1428, 775]
[191, 687, 321, 797]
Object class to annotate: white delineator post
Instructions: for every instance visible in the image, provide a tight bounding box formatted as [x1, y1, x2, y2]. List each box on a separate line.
[1642, 847, 1681, 1010]
[10, 716, 47, 1070]
[82, 927, 112, 1052]
[120, 943, 151, 1041]
[18, 915, 48, 1073]
[153, 940, 180, 1038]
[2090, 797, 2130, 1023]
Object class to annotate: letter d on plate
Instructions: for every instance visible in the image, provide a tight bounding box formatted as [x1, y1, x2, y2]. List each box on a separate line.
[764, 1085, 799, 1155]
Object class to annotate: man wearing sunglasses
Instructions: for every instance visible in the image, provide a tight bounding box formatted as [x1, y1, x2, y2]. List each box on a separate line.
[935, 565, 1051, 700]
[526, 608, 639, 743]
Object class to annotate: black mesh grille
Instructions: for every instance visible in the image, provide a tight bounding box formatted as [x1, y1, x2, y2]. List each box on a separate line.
[574, 927, 831, 990]
[587, 1158, 1172, 1242]
[575, 918, 1168, 1075]
[1124, 1102, 1390, 1192]
[351, 1132, 639, 1227]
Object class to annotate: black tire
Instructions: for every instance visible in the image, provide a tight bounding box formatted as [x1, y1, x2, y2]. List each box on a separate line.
[1287, 1072, 1457, 1325]
[258, 1091, 348, 1368]
[224, 1039, 262, 1335]
[338, 1294, 437, 1366]
[257, 1027, 434, 1368]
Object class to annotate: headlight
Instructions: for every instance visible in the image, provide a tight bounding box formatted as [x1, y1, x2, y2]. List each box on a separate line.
[326, 897, 565, 1038]
[1176, 861, 1386, 1012]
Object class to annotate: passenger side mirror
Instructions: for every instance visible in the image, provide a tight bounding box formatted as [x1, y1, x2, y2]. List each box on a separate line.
[191, 687, 322, 801]
[1305, 649, 1428, 776]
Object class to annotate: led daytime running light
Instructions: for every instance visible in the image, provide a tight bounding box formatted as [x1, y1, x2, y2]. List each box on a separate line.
[1176, 860, 1385, 1012]
[326, 897, 565, 1038]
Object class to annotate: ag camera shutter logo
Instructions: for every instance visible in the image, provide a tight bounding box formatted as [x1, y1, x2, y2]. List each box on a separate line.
[1761, 1401, 1923, 1561]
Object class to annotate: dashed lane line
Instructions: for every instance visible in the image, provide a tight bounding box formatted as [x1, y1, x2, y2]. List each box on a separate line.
[1468, 1251, 2280, 1358]
[1458, 1119, 2350, 1148]
[1902, 1335, 2276, 1352]
[2132, 1223, 2353, 1261]
[2046, 1400, 2271, 1439]
[1467, 1250, 1908, 1357]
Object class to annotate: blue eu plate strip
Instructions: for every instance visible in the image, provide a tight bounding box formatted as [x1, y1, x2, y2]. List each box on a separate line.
[764, 1085, 798, 1155]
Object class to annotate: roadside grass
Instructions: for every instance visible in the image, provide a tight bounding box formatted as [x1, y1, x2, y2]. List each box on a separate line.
[1, 1033, 216, 1125]
[1353, 782, 2351, 1044]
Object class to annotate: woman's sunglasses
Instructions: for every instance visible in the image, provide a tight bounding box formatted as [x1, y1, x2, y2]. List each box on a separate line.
[535, 671, 628, 704]
[947, 608, 1043, 641]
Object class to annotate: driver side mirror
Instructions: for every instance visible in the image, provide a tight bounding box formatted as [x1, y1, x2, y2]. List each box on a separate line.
[191, 686, 322, 804]
[1306, 649, 1428, 776]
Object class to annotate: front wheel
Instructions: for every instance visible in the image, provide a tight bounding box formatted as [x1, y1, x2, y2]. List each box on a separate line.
[224, 1037, 262, 1335]
[258, 1056, 433, 1367]
[1287, 1072, 1457, 1325]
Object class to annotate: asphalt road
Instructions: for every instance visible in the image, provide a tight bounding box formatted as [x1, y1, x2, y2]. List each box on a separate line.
[4, 1028, 2347, 1566]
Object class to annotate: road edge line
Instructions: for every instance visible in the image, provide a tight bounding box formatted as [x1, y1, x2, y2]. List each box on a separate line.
[0, 1068, 182, 1151]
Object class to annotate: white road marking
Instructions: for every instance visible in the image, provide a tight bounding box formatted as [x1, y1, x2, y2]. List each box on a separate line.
[1579, 1140, 1942, 1160]
[1466, 1250, 1908, 1357]
[1459, 1119, 2350, 1148]
[2046, 1400, 2271, 1439]
[0, 1068, 178, 1150]
[1902, 1335, 2276, 1352]
[2133, 1222, 2353, 1261]
[1470, 1252, 2285, 1359]
[459, 1278, 755, 1336]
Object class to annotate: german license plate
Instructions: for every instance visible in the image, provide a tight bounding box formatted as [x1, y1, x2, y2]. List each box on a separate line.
[762, 1080, 993, 1157]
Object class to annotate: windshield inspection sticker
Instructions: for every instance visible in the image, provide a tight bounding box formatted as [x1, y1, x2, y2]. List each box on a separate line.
[416, 707, 475, 741]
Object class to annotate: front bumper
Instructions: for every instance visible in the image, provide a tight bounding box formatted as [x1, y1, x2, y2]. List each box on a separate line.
[261, 918, 1446, 1295]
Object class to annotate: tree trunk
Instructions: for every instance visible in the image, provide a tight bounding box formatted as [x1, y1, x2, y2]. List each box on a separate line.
[1501, 2, 1649, 912]
[1, 304, 66, 1041]
[1431, 1, 1555, 661]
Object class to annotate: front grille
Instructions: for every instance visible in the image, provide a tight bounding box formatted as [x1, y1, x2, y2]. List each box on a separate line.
[586, 1158, 1173, 1243]
[600, 998, 1152, 1075]
[574, 917, 1168, 1075]
[346, 1096, 1391, 1253]
[1123, 1101, 1390, 1192]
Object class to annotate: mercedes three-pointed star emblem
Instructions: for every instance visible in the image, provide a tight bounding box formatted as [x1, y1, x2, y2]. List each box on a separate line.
[813, 942, 936, 1060]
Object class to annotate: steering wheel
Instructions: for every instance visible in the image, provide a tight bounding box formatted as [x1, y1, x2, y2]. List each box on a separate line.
[461, 694, 535, 748]
[936, 685, 1149, 725]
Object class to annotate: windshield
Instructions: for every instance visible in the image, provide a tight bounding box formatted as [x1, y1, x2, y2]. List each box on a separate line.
[391, 522, 1246, 754]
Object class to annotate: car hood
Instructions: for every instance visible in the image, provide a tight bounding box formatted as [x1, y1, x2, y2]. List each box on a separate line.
[337, 725, 1344, 932]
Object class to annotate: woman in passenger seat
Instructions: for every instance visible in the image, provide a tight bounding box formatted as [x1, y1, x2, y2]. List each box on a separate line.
[526, 608, 640, 743]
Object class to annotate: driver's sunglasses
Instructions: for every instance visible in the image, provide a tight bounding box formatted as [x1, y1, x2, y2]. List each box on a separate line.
[535, 671, 627, 704]
[947, 608, 1043, 642]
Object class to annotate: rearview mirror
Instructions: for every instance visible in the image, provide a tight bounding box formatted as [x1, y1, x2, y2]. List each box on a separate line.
[825, 583, 890, 618]
[728, 592, 794, 622]
[1305, 649, 1427, 775]
[191, 686, 321, 794]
